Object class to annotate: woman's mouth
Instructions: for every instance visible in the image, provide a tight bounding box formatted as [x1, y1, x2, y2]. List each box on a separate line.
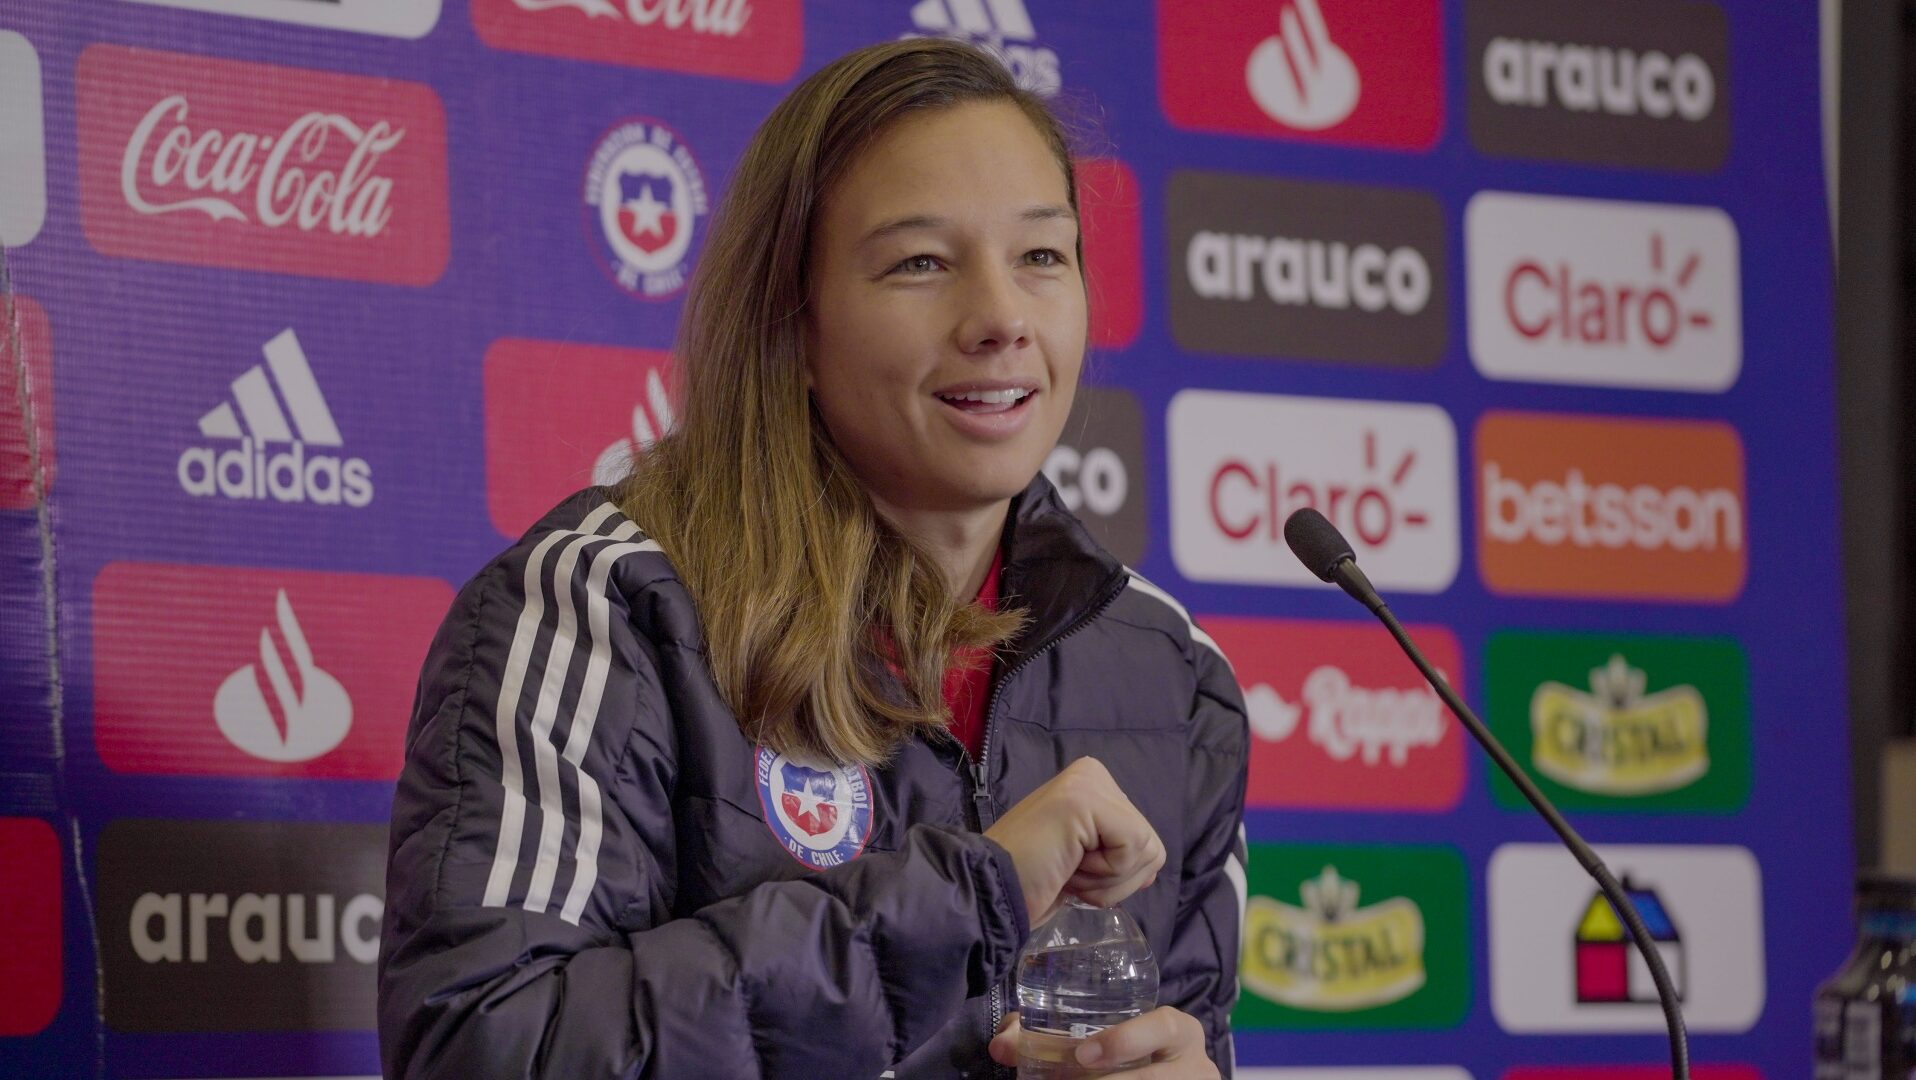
[934, 388, 1036, 415]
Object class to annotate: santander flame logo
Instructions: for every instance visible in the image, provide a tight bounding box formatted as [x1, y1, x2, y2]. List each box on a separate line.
[121, 94, 403, 237]
[214, 589, 353, 764]
[592, 368, 676, 486]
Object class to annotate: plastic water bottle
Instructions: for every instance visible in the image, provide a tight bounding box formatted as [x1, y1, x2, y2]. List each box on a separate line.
[1814, 872, 1916, 1079]
[1015, 898, 1159, 1079]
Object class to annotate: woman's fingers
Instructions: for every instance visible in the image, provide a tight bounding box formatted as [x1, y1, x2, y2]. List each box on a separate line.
[1074, 1007, 1216, 1078]
[987, 1011, 1022, 1066]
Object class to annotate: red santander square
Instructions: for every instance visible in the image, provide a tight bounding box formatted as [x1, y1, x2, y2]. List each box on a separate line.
[485, 339, 677, 540]
[0, 818, 59, 1036]
[1204, 616, 1466, 811]
[76, 46, 449, 286]
[1158, 0, 1443, 151]
[91, 563, 451, 778]
[1077, 157, 1142, 349]
[471, 0, 802, 84]
[0, 295, 53, 509]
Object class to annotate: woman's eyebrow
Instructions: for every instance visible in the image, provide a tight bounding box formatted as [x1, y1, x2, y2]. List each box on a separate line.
[854, 204, 1078, 250]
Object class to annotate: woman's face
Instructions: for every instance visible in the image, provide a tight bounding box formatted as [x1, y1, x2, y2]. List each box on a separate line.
[805, 99, 1087, 516]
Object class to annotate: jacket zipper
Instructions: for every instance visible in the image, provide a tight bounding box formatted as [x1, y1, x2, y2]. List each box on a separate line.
[965, 572, 1128, 1075]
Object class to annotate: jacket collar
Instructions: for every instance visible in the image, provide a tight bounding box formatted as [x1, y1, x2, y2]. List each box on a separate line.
[995, 471, 1131, 670]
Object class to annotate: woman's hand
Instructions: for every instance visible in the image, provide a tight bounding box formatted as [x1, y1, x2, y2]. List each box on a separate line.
[983, 756, 1165, 924]
[987, 1008, 1218, 1077]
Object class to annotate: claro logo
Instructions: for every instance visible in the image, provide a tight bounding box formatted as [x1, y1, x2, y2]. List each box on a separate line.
[1466, 0, 1730, 171]
[1467, 192, 1741, 391]
[1475, 411, 1746, 602]
[77, 45, 449, 285]
[99, 820, 388, 1032]
[1168, 173, 1447, 367]
[471, 0, 802, 83]
[1169, 391, 1459, 592]
[484, 339, 678, 539]
[1043, 385, 1147, 565]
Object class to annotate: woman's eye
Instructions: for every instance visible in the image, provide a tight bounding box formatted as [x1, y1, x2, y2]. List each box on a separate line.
[894, 254, 943, 274]
[1026, 248, 1067, 267]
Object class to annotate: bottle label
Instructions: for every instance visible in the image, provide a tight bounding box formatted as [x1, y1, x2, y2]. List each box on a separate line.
[1845, 1000, 1883, 1080]
[1818, 997, 1849, 1079]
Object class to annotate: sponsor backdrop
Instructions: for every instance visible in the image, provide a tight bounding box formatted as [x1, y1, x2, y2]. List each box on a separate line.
[0, 0, 1846, 1077]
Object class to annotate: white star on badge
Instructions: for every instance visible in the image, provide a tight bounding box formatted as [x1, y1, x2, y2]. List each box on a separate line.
[791, 784, 830, 820]
[626, 183, 668, 237]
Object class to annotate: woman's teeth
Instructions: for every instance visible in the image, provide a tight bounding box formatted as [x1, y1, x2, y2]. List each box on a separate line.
[938, 388, 1033, 405]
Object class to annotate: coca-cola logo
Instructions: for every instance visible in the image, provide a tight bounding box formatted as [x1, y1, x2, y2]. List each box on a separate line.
[78, 46, 449, 285]
[471, 0, 802, 82]
[1207, 617, 1466, 812]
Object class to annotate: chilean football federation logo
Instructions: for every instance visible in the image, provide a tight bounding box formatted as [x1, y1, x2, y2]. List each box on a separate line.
[755, 747, 874, 871]
[583, 117, 709, 300]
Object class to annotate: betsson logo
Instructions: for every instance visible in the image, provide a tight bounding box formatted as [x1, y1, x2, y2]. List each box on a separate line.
[1205, 617, 1465, 812]
[177, 328, 372, 508]
[1468, 192, 1741, 391]
[905, 0, 1060, 97]
[1158, 0, 1442, 151]
[470, 0, 801, 83]
[77, 46, 448, 285]
[1465, 0, 1730, 171]
[485, 340, 678, 539]
[92, 563, 448, 778]
[1169, 391, 1458, 593]
[1476, 411, 1746, 602]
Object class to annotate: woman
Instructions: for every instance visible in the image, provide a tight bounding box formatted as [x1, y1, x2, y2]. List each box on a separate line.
[378, 37, 1248, 1080]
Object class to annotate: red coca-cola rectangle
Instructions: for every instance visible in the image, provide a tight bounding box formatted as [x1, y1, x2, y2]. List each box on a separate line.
[485, 339, 677, 539]
[0, 818, 60, 1036]
[1203, 616, 1466, 811]
[92, 563, 452, 778]
[470, 0, 801, 84]
[76, 45, 449, 286]
[1157, 0, 1443, 151]
[1078, 157, 1142, 349]
[1, 295, 54, 510]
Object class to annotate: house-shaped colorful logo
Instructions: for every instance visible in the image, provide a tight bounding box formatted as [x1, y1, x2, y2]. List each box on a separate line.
[1573, 876, 1686, 1004]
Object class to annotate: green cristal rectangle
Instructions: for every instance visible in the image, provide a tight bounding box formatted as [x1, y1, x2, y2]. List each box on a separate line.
[1230, 843, 1469, 1031]
[1485, 631, 1751, 813]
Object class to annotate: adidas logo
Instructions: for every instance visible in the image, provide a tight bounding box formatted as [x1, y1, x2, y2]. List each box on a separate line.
[176, 328, 374, 508]
[905, 0, 1061, 96]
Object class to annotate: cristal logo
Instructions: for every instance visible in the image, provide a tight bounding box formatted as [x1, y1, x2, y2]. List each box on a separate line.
[1247, 667, 1446, 767]
[1468, 193, 1740, 392]
[907, 0, 1060, 97]
[130, 890, 382, 966]
[120, 94, 403, 238]
[508, 0, 751, 36]
[1211, 429, 1434, 552]
[1531, 654, 1708, 796]
[1171, 391, 1458, 592]
[592, 368, 676, 485]
[1485, 38, 1716, 121]
[177, 329, 373, 508]
[214, 589, 353, 763]
[1187, 232, 1431, 316]
[1247, 0, 1359, 130]
[1242, 865, 1427, 1011]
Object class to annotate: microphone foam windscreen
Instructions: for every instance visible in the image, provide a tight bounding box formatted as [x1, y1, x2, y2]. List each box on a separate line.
[1283, 507, 1356, 583]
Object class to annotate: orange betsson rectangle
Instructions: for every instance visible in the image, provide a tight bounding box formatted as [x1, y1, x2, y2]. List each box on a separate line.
[1475, 411, 1747, 602]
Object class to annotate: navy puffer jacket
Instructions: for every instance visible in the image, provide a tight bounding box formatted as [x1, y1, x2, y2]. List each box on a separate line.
[377, 471, 1250, 1078]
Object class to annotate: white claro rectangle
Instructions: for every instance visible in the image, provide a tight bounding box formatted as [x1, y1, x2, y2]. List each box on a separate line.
[1467, 191, 1742, 392]
[120, 0, 442, 37]
[1169, 390, 1459, 593]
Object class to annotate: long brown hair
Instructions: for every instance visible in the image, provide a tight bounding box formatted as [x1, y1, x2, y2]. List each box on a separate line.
[613, 38, 1089, 767]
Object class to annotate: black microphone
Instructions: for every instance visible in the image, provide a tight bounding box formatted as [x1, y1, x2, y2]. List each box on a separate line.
[1282, 507, 1691, 1079]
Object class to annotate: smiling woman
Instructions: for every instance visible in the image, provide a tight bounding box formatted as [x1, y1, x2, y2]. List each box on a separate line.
[379, 37, 1247, 1080]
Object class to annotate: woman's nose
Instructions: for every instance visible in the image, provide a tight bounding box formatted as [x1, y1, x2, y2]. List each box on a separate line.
[955, 265, 1031, 354]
